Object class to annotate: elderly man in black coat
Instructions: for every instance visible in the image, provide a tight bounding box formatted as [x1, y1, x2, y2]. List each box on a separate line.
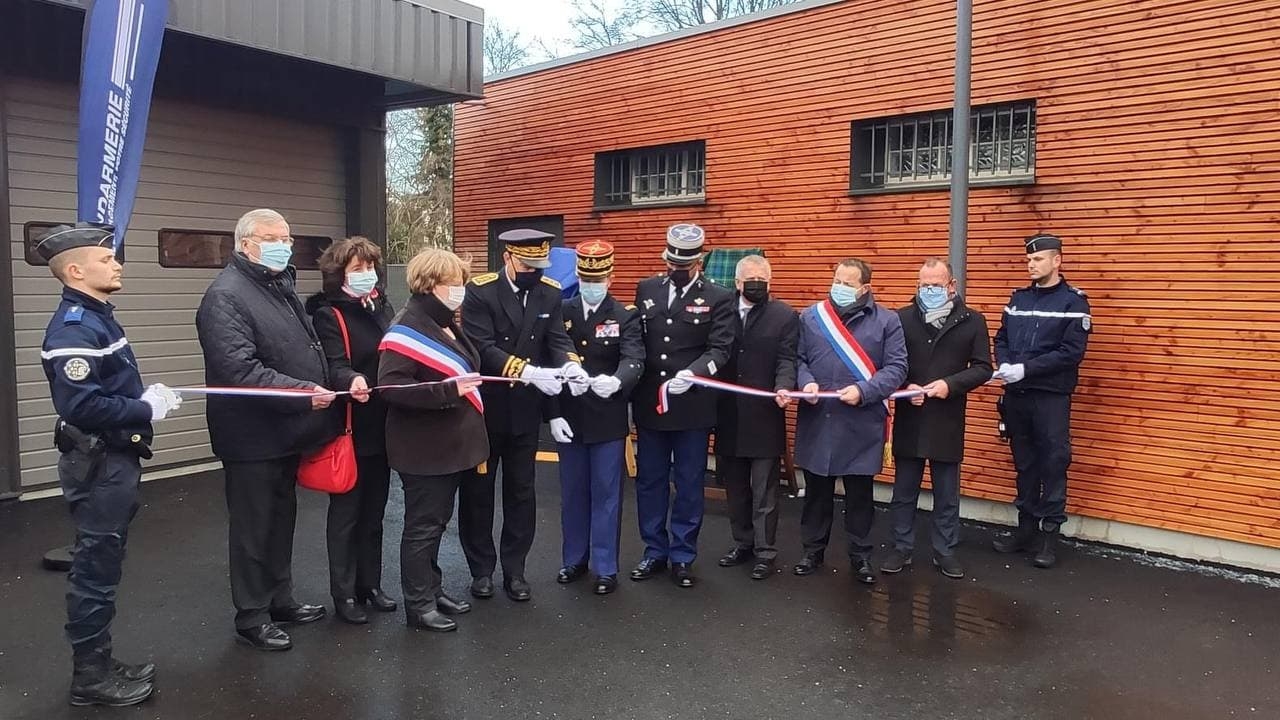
[714, 255, 798, 580]
[882, 257, 992, 579]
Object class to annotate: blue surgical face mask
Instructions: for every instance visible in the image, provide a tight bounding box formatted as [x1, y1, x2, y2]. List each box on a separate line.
[918, 285, 949, 310]
[829, 283, 859, 307]
[579, 281, 608, 306]
[345, 269, 378, 297]
[252, 240, 293, 271]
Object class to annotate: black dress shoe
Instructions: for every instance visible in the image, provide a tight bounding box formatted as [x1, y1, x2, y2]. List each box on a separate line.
[852, 557, 877, 585]
[557, 564, 588, 584]
[750, 559, 775, 580]
[629, 558, 667, 581]
[270, 603, 326, 625]
[406, 609, 457, 632]
[111, 658, 156, 683]
[504, 576, 532, 602]
[356, 587, 398, 612]
[671, 562, 696, 588]
[718, 546, 754, 567]
[793, 554, 823, 576]
[334, 598, 369, 625]
[470, 576, 495, 599]
[235, 623, 293, 651]
[435, 592, 472, 615]
[68, 676, 154, 707]
[593, 575, 618, 595]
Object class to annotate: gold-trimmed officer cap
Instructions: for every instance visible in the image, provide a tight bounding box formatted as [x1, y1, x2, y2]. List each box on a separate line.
[500, 228, 554, 269]
[35, 222, 115, 262]
[575, 240, 615, 279]
[1025, 233, 1063, 254]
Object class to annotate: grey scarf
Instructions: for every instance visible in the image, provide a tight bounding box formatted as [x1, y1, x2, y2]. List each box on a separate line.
[922, 300, 954, 329]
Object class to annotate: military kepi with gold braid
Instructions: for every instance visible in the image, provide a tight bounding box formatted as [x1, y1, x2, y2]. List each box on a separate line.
[574, 240, 615, 279]
[500, 228, 554, 268]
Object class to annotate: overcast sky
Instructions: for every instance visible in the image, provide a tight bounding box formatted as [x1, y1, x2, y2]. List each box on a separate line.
[468, 0, 580, 57]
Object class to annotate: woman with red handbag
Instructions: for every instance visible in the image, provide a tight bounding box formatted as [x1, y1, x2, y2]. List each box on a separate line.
[307, 237, 396, 624]
[378, 249, 487, 633]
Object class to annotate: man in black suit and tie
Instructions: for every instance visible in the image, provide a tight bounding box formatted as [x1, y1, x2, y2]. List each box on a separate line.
[713, 255, 798, 580]
[460, 229, 585, 602]
[630, 224, 736, 588]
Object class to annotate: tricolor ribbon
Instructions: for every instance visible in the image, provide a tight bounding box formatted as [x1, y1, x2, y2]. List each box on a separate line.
[656, 374, 925, 414]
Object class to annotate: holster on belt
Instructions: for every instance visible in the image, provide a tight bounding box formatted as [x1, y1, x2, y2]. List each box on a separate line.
[995, 396, 1010, 442]
[54, 420, 153, 459]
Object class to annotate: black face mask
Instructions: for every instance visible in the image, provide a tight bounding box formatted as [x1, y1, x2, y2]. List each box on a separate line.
[741, 280, 769, 304]
[668, 268, 692, 287]
[513, 268, 543, 291]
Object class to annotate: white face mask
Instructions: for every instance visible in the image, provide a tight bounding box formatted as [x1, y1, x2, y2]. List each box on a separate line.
[442, 285, 466, 311]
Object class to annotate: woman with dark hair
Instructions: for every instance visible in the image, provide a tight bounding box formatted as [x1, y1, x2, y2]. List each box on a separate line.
[306, 236, 397, 624]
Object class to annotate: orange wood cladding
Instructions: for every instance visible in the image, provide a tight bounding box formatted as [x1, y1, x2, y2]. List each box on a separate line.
[454, 0, 1280, 549]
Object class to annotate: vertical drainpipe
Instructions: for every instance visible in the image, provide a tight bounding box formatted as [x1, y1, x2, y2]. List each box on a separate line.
[948, 0, 974, 294]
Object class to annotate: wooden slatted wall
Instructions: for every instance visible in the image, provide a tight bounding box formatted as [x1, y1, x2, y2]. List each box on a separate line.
[454, 0, 1280, 549]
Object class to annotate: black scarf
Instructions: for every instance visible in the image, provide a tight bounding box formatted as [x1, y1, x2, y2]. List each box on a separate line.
[417, 292, 458, 330]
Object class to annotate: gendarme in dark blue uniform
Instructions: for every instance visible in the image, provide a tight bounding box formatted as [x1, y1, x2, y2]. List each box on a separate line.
[992, 233, 1091, 568]
[36, 223, 179, 707]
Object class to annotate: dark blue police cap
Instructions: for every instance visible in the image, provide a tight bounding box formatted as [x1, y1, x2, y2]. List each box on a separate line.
[1025, 233, 1062, 254]
[34, 222, 116, 262]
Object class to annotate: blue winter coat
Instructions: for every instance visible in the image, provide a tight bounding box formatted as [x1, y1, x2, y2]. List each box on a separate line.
[794, 295, 909, 477]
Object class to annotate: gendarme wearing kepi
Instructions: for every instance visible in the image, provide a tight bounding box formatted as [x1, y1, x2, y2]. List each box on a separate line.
[33, 221, 115, 261]
[499, 228, 554, 269]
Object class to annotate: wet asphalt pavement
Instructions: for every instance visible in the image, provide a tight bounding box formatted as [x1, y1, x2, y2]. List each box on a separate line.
[0, 464, 1276, 720]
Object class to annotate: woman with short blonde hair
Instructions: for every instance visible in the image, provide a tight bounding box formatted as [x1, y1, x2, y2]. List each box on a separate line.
[379, 247, 486, 632]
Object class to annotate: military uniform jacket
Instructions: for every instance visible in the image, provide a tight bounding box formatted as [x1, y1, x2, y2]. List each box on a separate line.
[461, 271, 574, 436]
[40, 287, 152, 444]
[715, 296, 799, 459]
[993, 278, 1091, 395]
[545, 295, 645, 444]
[632, 274, 736, 432]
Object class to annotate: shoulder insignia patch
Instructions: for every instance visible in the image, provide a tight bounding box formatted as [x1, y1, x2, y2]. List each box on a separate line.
[471, 272, 499, 286]
[63, 306, 84, 324]
[63, 357, 91, 382]
[540, 276, 562, 289]
[1082, 316, 1091, 331]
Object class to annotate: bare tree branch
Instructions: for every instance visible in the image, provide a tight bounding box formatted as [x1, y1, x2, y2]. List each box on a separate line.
[484, 21, 531, 76]
[569, 0, 643, 51]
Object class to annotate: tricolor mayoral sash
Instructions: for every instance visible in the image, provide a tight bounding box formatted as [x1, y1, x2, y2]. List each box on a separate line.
[812, 299, 890, 412]
[378, 324, 484, 414]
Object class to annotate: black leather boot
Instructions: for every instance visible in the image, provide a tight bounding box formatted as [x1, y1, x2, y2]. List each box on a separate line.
[335, 598, 369, 625]
[69, 649, 154, 707]
[1033, 529, 1059, 569]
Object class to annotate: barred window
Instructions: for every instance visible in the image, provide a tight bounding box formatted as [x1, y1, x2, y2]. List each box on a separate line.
[594, 141, 706, 209]
[851, 101, 1036, 191]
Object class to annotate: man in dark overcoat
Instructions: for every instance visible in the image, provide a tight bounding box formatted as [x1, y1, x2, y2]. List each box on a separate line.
[713, 255, 797, 581]
[881, 257, 992, 580]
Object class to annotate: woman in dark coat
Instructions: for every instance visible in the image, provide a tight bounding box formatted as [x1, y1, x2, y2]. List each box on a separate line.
[884, 257, 993, 580]
[307, 237, 396, 624]
[378, 248, 488, 632]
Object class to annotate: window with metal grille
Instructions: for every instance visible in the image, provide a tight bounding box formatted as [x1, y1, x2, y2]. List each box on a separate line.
[851, 101, 1036, 192]
[594, 141, 706, 209]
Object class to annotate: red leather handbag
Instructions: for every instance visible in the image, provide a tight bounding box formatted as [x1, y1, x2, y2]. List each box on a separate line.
[298, 308, 358, 494]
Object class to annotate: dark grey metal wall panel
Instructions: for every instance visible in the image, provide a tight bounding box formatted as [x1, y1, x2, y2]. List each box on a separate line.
[38, 0, 483, 103]
[0, 70, 23, 499]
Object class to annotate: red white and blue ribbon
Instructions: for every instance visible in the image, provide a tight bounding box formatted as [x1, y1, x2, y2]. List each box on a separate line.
[656, 374, 925, 414]
[377, 324, 485, 413]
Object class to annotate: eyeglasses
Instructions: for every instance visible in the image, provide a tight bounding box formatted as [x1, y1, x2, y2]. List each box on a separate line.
[251, 235, 294, 245]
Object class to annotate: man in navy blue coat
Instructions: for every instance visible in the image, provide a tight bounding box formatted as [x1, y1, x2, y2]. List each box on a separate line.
[792, 258, 907, 585]
[991, 233, 1091, 569]
[37, 223, 181, 707]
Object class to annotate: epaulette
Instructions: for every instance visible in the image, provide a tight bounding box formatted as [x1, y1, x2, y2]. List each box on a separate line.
[625, 304, 637, 311]
[1070, 286, 1088, 297]
[62, 305, 85, 325]
[471, 272, 498, 286]
[540, 276, 561, 289]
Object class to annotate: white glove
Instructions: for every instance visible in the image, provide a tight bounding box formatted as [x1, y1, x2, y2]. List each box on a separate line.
[520, 364, 563, 396]
[140, 383, 182, 421]
[561, 362, 591, 397]
[549, 417, 574, 443]
[666, 369, 695, 396]
[590, 374, 623, 399]
[999, 363, 1026, 384]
